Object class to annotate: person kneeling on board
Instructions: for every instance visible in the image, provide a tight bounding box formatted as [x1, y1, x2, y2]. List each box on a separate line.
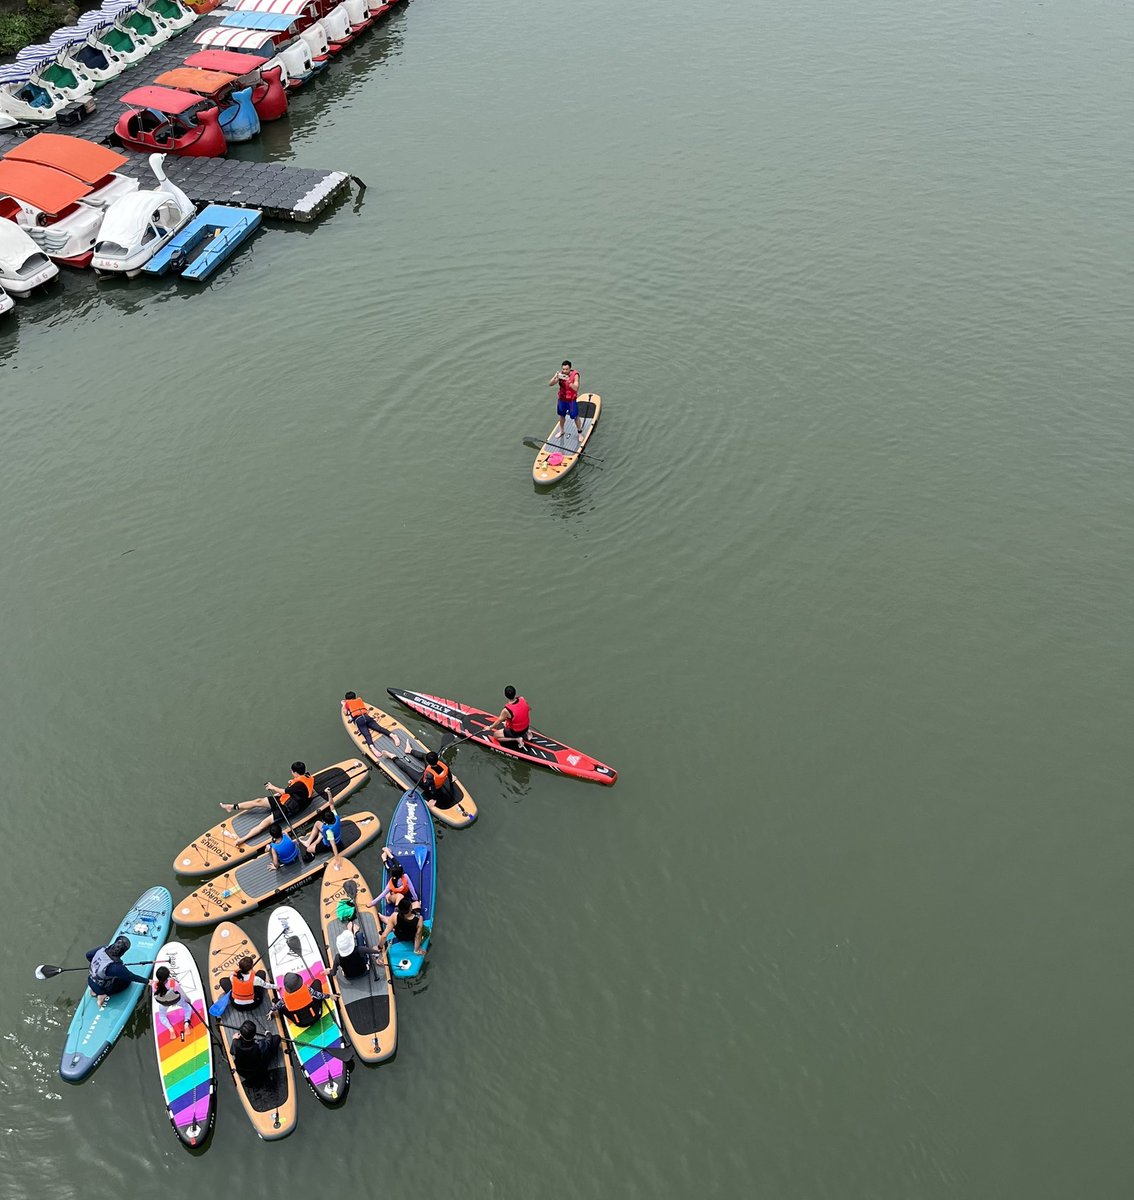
[220, 762, 324, 848]
[371, 850, 420, 913]
[380, 896, 427, 959]
[300, 805, 343, 860]
[152, 967, 190, 1038]
[483, 686, 530, 749]
[267, 822, 303, 871]
[232, 1020, 282, 1085]
[86, 936, 150, 1009]
[229, 956, 273, 1008]
[329, 929, 377, 980]
[272, 972, 330, 1028]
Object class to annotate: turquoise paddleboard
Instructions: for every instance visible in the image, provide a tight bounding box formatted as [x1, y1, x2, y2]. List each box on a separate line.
[60, 886, 173, 1083]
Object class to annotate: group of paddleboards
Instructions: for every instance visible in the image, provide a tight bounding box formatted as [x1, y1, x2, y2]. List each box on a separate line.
[530, 360, 604, 485]
[44, 686, 616, 1144]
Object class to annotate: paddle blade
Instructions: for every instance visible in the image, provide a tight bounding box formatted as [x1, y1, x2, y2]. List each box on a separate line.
[285, 936, 304, 957]
[35, 964, 62, 980]
[413, 846, 428, 871]
[208, 990, 232, 1019]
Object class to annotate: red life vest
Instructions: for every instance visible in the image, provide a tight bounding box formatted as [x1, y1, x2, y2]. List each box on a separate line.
[558, 371, 579, 403]
[505, 696, 530, 733]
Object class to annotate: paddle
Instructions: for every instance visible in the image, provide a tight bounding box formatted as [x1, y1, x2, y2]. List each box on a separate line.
[36, 959, 158, 981]
[522, 436, 606, 464]
[275, 934, 354, 1069]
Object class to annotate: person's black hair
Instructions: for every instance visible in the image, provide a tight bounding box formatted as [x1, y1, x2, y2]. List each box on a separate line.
[239, 1020, 257, 1041]
[504, 685, 516, 700]
[425, 751, 438, 765]
[237, 956, 253, 974]
[389, 860, 404, 880]
[290, 761, 307, 774]
[317, 807, 335, 823]
[344, 691, 356, 700]
[155, 966, 171, 985]
[397, 895, 414, 915]
[269, 822, 283, 840]
[561, 360, 572, 368]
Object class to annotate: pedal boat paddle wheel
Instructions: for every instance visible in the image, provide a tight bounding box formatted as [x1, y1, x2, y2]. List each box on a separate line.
[153, 67, 261, 142]
[115, 86, 228, 158]
[182, 50, 288, 120]
[0, 134, 138, 267]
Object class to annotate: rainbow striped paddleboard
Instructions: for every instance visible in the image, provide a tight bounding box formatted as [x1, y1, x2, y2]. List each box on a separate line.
[150, 941, 215, 1148]
[267, 905, 351, 1104]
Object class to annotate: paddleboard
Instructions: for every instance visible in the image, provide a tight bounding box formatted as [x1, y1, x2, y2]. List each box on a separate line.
[267, 905, 351, 1103]
[380, 790, 436, 979]
[340, 700, 477, 829]
[60, 886, 172, 1083]
[319, 859, 397, 1063]
[386, 688, 618, 785]
[533, 392, 602, 484]
[150, 941, 215, 1148]
[175, 812, 382, 927]
[208, 922, 296, 1140]
[173, 758, 370, 875]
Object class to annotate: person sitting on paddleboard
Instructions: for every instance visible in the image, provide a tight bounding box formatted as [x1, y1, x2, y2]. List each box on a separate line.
[329, 929, 378, 980]
[228, 956, 273, 1009]
[221, 763, 325, 849]
[548, 359, 582, 440]
[86, 936, 150, 1009]
[299, 805, 343, 860]
[267, 822, 302, 871]
[418, 751, 459, 810]
[152, 966, 189, 1038]
[370, 851, 421, 913]
[272, 971, 330, 1028]
[232, 1019, 281, 1085]
[379, 895, 427, 959]
[483, 686, 530, 749]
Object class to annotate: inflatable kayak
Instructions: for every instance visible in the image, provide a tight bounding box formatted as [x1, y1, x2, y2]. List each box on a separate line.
[533, 392, 602, 484]
[60, 885, 173, 1083]
[340, 700, 477, 829]
[173, 758, 370, 875]
[267, 905, 351, 1103]
[208, 922, 296, 1140]
[319, 858, 396, 1063]
[150, 941, 215, 1148]
[380, 790, 436, 979]
[386, 688, 618, 785]
[175, 812, 382, 927]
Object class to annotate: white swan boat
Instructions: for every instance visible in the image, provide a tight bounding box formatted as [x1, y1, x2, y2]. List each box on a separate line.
[0, 220, 59, 297]
[93, 155, 195, 277]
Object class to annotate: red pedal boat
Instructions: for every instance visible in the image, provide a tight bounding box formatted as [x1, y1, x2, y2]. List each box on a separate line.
[115, 86, 227, 158]
[182, 50, 288, 121]
[386, 687, 617, 786]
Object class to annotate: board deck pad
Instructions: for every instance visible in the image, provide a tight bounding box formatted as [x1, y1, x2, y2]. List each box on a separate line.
[319, 859, 396, 1062]
[340, 701, 477, 828]
[173, 758, 369, 875]
[533, 392, 601, 484]
[175, 814, 382, 926]
[60, 886, 173, 1083]
[386, 688, 618, 785]
[380, 791, 436, 979]
[150, 941, 214, 1147]
[207, 922, 296, 1140]
[268, 906, 350, 1103]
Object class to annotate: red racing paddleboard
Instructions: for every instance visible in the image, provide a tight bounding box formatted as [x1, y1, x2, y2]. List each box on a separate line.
[386, 688, 617, 785]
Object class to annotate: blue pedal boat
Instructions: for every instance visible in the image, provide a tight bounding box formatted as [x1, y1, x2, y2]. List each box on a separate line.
[143, 204, 261, 281]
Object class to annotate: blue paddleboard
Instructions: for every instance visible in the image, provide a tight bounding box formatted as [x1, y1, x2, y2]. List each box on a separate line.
[380, 791, 436, 978]
[60, 886, 173, 1082]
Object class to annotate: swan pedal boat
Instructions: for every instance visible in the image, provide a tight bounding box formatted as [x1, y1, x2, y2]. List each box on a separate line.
[182, 50, 289, 120]
[0, 135, 138, 268]
[115, 86, 227, 158]
[0, 219, 59, 296]
[153, 67, 260, 143]
[197, 19, 323, 90]
[92, 154, 195, 276]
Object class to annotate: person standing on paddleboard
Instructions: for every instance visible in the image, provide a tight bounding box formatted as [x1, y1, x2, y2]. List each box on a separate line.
[483, 686, 530, 750]
[548, 360, 582, 440]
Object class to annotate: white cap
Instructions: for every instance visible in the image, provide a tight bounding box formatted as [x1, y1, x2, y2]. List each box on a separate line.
[336, 930, 356, 956]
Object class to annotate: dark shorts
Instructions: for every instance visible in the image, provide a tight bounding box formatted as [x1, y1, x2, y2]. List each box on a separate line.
[272, 793, 308, 822]
[501, 725, 527, 742]
[556, 398, 578, 419]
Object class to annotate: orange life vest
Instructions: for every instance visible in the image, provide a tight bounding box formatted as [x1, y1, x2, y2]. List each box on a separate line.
[283, 980, 314, 1014]
[389, 874, 411, 899]
[288, 774, 315, 800]
[344, 697, 367, 718]
[424, 761, 450, 792]
[230, 971, 257, 1005]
